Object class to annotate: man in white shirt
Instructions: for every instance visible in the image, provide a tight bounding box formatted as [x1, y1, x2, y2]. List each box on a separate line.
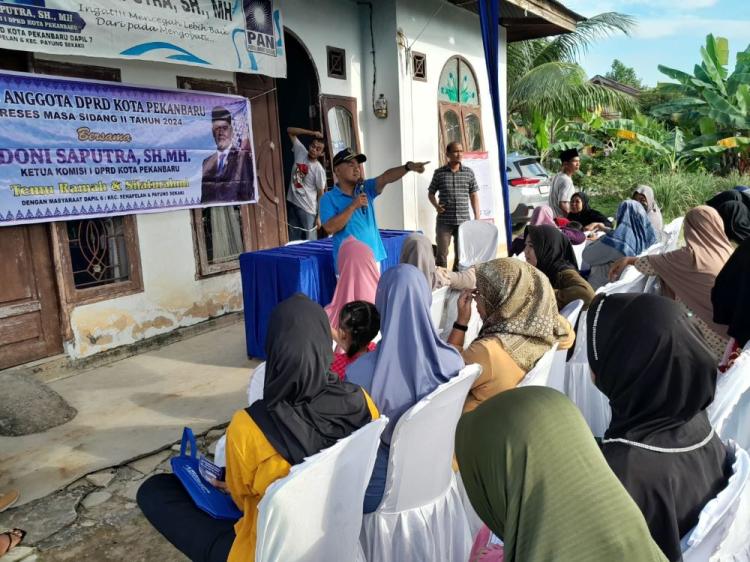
[286, 127, 327, 241]
[549, 148, 580, 218]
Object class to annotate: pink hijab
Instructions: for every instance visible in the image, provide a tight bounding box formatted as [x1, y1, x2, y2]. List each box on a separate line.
[530, 205, 556, 227]
[324, 237, 380, 331]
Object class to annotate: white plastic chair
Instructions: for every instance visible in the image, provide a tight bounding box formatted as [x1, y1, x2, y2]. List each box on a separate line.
[360, 364, 481, 562]
[430, 286, 450, 333]
[683, 441, 750, 561]
[548, 300, 584, 392]
[572, 241, 586, 270]
[563, 310, 612, 437]
[457, 220, 499, 270]
[662, 216, 684, 252]
[439, 290, 482, 349]
[256, 417, 388, 562]
[709, 343, 750, 451]
[596, 265, 648, 295]
[516, 343, 559, 388]
[247, 362, 266, 406]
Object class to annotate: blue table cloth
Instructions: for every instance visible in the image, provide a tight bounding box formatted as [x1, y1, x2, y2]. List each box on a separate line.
[240, 230, 414, 359]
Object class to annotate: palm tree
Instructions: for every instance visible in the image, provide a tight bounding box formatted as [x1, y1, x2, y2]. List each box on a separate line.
[508, 13, 638, 119]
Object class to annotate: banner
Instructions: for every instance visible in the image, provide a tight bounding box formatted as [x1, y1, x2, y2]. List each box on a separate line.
[0, 70, 258, 226]
[463, 151, 494, 220]
[0, 0, 285, 77]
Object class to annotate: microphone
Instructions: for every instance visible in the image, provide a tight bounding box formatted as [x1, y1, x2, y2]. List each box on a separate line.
[356, 180, 367, 215]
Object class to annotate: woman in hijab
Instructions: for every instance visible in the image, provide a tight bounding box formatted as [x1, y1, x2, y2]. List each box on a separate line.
[587, 293, 730, 562]
[456, 386, 667, 562]
[509, 205, 584, 255]
[399, 232, 475, 290]
[138, 295, 379, 562]
[582, 199, 657, 289]
[707, 189, 750, 243]
[712, 238, 750, 371]
[567, 191, 612, 230]
[609, 206, 733, 360]
[325, 236, 380, 342]
[447, 258, 573, 412]
[633, 184, 664, 235]
[525, 224, 595, 310]
[347, 264, 464, 512]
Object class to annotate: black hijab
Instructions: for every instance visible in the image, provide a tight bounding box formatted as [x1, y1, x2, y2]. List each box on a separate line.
[566, 191, 612, 228]
[587, 293, 729, 561]
[712, 238, 750, 347]
[707, 189, 750, 243]
[527, 224, 577, 284]
[247, 293, 373, 465]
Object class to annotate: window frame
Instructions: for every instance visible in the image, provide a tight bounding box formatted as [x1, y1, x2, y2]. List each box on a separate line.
[320, 94, 361, 186]
[176, 76, 254, 278]
[437, 56, 484, 163]
[33, 58, 145, 306]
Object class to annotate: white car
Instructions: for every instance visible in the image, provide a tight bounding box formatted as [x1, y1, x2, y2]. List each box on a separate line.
[507, 153, 551, 226]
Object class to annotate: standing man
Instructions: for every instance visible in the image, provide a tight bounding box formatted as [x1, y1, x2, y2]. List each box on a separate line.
[286, 127, 327, 241]
[549, 148, 580, 218]
[320, 148, 427, 271]
[428, 142, 480, 271]
[201, 106, 255, 204]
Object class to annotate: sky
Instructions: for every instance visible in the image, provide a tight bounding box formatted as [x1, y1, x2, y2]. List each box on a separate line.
[561, 0, 750, 87]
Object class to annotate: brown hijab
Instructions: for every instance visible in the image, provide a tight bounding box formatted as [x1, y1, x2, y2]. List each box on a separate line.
[475, 258, 570, 371]
[647, 206, 734, 337]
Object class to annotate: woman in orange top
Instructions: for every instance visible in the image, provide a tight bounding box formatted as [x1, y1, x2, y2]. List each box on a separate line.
[137, 294, 378, 562]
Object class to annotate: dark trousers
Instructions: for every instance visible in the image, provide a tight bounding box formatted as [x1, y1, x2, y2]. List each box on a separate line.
[287, 203, 317, 242]
[436, 222, 460, 271]
[137, 473, 237, 562]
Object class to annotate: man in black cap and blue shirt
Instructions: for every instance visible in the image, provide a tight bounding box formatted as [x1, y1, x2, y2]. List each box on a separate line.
[201, 106, 255, 204]
[320, 148, 427, 271]
[549, 147, 580, 218]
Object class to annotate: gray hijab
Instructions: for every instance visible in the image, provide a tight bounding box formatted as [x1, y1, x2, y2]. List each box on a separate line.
[399, 233, 437, 289]
[634, 185, 664, 233]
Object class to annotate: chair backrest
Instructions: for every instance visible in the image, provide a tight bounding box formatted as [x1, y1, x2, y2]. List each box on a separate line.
[548, 300, 584, 392]
[516, 343, 559, 388]
[458, 220, 499, 270]
[255, 417, 388, 562]
[662, 216, 684, 252]
[439, 289, 482, 349]
[559, 299, 584, 326]
[683, 441, 750, 561]
[596, 265, 647, 295]
[247, 362, 266, 406]
[378, 364, 481, 512]
[572, 241, 586, 270]
[709, 343, 750, 450]
[431, 286, 450, 333]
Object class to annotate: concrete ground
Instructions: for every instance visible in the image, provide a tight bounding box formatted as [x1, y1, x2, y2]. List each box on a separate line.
[0, 321, 258, 561]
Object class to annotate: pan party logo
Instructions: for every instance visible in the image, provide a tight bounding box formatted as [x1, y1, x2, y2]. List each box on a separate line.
[244, 0, 277, 57]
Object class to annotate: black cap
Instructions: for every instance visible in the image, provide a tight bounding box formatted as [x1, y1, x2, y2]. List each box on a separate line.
[211, 106, 232, 123]
[332, 147, 367, 167]
[559, 148, 579, 162]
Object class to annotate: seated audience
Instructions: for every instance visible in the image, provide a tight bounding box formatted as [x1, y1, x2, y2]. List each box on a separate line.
[347, 264, 464, 513]
[582, 200, 657, 289]
[707, 189, 750, 244]
[399, 232, 475, 290]
[633, 184, 664, 235]
[525, 224, 595, 310]
[587, 293, 730, 562]
[138, 294, 379, 562]
[324, 236, 379, 344]
[447, 258, 573, 412]
[609, 206, 733, 360]
[330, 301, 379, 380]
[567, 191, 612, 231]
[509, 205, 582, 255]
[553, 216, 587, 245]
[456, 386, 668, 562]
[712, 238, 750, 371]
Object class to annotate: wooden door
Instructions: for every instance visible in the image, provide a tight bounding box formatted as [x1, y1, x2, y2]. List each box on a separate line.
[0, 225, 63, 369]
[236, 73, 287, 250]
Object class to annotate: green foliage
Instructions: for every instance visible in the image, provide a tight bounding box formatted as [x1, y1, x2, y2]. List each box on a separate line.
[604, 59, 643, 89]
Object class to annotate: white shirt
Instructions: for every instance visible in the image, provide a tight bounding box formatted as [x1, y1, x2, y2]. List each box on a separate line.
[286, 138, 326, 215]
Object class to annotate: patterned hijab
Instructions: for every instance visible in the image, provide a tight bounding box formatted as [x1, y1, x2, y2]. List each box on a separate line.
[399, 232, 437, 289]
[601, 200, 657, 257]
[634, 185, 664, 233]
[475, 258, 569, 371]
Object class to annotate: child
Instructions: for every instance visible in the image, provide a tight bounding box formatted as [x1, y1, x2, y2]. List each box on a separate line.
[330, 301, 380, 380]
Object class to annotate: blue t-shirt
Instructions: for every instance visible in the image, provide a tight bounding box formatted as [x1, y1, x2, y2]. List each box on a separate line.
[320, 178, 386, 271]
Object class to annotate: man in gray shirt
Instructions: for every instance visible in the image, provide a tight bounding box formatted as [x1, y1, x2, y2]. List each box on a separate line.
[549, 148, 580, 218]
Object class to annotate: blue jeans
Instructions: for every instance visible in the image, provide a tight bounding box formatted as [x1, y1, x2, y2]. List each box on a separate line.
[363, 443, 390, 513]
[287, 203, 317, 241]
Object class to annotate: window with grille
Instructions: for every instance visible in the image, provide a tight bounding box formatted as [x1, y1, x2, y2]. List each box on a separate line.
[327, 46, 346, 79]
[412, 52, 427, 81]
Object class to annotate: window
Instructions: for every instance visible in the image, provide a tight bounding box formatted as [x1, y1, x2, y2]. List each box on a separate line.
[177, 76, 253, 277]
[327, 46, 346, 79]
[33, 59, 144, 305]
[320, 95, 361, 185]
[412, 52, 427, 81]
[438, 57, 484, 155]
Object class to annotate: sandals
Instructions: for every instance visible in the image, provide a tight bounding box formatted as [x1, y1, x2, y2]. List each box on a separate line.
[0, 528, 26, 556]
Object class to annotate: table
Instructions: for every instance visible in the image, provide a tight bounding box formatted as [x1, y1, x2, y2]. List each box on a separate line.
[240, 230, 413, 359]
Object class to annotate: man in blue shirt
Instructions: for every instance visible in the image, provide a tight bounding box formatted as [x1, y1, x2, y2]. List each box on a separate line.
[320, 148, 427, 271]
